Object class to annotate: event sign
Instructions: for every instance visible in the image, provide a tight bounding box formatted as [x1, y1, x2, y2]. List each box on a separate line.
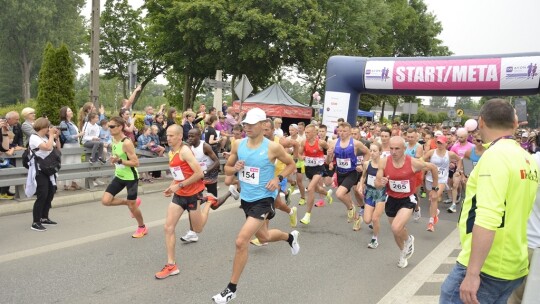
[321, 91, 350, 138]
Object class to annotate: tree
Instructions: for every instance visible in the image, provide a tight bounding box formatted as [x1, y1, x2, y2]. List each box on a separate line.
[455, 96, 479, 110]
[36, 43, 77, 126]
[430, 96, 448, 108]
[100, 0, 167, 107]
[0, 0, 86, 103]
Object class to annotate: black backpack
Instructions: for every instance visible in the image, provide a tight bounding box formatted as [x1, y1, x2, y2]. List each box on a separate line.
[22, 146, 38, 169]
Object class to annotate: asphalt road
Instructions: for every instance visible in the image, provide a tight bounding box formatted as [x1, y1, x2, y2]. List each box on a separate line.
[0, 182, 459, 304]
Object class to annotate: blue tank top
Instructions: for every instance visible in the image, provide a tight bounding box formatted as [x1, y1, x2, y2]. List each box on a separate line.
[237, 138, 277, 202]
[334, 138, 357, 174]
[405, 143, 420, 158]
[365, 161, 378, 189]
[469, 146, 481, 166]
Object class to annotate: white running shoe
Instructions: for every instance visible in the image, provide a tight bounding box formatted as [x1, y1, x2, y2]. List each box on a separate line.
[397, 251, 408, 268]
[212, 287, 236, 303]
[180, 230, 199, 243]
[228, 185, 240, 200]
[367, 238, 379, 249]
[447, 203, 457, 213]
[290, 230, 300, 255]
[404, 235, 415, 259]
[413, 207, 421, 222]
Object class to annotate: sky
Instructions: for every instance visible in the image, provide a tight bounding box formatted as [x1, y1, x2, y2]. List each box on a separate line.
[81, 0, 540, 104]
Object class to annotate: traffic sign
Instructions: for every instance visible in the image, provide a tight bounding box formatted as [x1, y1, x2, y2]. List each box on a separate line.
[447, 109, 457, 119]
[234, 75, 253, 102]
[457, 109, 464, 117]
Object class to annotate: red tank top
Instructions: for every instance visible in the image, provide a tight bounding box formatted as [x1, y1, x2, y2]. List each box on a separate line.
[304, 138, 325, 167]
[384, 155, 416, 198]
[169, 148, 205, 196]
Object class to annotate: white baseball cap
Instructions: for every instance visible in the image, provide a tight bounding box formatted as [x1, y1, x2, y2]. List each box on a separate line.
[360, 131, 367, 137]
[450, 127, 456, 133]
[522, 132, 529, 137]
[242, 108, 266, 124]
[434, 130, 443, 136]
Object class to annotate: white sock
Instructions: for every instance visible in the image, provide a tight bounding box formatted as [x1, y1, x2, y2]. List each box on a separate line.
[288, 209, 294, 215]
[429, 217, 434, 224]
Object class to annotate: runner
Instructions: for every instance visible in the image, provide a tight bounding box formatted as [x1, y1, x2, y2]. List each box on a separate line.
[357, 142, 386, 248]
[179, 128, 238, 243]
[421, 135, 462, 231]
[327, 122, 370, 224]
[154, 125, 221, 279]
[449, 127, 474, 207]
[380, 127, 392, 157]
[351, 127, 368, 230]
[212, 108, 299, 303]
[101, 117, 147, 238]
[298, 124, 332, 225]
[287, 124, 306, 206]
[404, 128, 424, 222]
[375, 136, 438, 268]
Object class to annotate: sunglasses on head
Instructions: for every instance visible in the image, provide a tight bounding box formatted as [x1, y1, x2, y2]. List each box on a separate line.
[475, 138, 482, 143]
[108, 125, 118, 129]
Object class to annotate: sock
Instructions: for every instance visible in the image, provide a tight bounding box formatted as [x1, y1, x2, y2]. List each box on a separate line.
[287, 233, 294, 246]
[429, 218, 434, 224]
[227, 282, 237, 293]
[139, 225, 146, 228]
[372, 235, 378, 241]
[288, 209, 294, 215]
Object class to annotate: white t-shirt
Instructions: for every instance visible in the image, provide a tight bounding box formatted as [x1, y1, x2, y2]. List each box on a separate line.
[29, 134, 54, 159]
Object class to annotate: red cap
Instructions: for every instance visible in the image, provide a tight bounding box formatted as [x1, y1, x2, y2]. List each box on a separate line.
[437, 135, 448, 144]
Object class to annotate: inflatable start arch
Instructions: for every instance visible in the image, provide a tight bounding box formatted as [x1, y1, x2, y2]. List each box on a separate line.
[322, 53, 540, 132]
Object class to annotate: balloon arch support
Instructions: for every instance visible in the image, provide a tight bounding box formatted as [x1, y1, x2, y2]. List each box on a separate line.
[321, 53, 540, 134]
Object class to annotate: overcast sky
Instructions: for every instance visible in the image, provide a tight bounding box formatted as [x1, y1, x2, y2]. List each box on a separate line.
[82, 0, 540, 103]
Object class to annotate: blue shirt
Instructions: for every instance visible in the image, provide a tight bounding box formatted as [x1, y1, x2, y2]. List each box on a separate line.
[237, 138, 277, 202]
[334, 138, 357, 174]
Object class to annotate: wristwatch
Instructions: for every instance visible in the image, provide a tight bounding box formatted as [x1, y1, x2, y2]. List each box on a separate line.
[117, 159, 123, 164]
[178, 183, 184, 189]
[278, 175, 284, 182]
[432, 186, 439, 191]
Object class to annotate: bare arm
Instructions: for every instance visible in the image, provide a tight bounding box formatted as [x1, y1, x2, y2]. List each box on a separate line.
[203, 143, 220, 172]
[122, 139, 139, 167]
[124, 85, 141, 110]
[415, 144, 424, 158]
[374, 157, 387, 189]
[355, 140, 370, 162]
[224, 140, 240, 176]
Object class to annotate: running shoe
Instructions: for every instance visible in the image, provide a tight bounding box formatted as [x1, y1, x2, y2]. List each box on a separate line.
[250, 238, 267, 247]
[289, 206, 297, 228]
[155, 263, 180, 279]
[0, 193, 14, 199]
[326, 189, 333, 204]
[132, 226, 148, 238]
[427, 222, 435, 232]
[420, 191, 426, 198]
[434, 209, 440, 224]
[180, 230, 199, 243]
[298, 198, 306, 206]
[368, 223, 373, 229]
[447, 203, 457, 213]
[413, 207, 421, 222]
[40, 218, 57, 225]
[353, 217, 362, 231]
[285, 191, 291, 206]
[347, 206, 356, 223]
[405, 235, 415, 259]
[358, 207, 364, 217]
[290, 230, 300, 255]
[288, 185, 296, 196]
[397, 251, 408, 268]
[209, 194, 226, 210]
[314, 199, 325, 207]
[443, 198, 453, 204]
[367, 238, 379, 249]
[31, 222, 47, 232]
[130, 197, 142, 218]
[228, 185, 240, 200]
[300, 213, 311, 225]
[212, 287, 236, 304]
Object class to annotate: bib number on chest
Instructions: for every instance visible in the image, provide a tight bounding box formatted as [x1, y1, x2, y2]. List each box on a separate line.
[438, 167, 447, 177]
[389, 180, 411, 193]
[367, 175, 376, 187]
[336, 158, 351, 169]
[170, 166, 186, 181]
[199, 162, 208, 172]
[239, 166, 260, 185]
[304, 156, 324, 167]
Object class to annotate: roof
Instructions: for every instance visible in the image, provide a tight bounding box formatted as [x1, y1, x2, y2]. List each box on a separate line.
[244, 83, 309, 108]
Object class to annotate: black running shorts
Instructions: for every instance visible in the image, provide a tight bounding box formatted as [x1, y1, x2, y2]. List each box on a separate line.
[241, 197, 275, 220]
[105, 177, 138, 200]
[305, 165, 325, 180]
[385, 195, 417, 218]
[172, 193, 199, 211]
[337, 171, 359, 193]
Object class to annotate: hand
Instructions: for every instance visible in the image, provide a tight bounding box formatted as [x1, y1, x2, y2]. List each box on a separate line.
[234, 160, 245, 173]
[356, 164, 363, 172]
[265, 177, 279, 191]
[163, 187, 173, 197]
[459, 273, 480, 304]
[109, 155, 119, 165]
[99, 104, 105, 115]
[6, 148, 14, 156]
[135, 85, 142, 92]
[379, 176, 389, 186]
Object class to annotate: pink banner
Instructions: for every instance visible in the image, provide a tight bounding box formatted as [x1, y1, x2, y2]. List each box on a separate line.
[392, 58, 501, 90]
[231, 101, 312, 119]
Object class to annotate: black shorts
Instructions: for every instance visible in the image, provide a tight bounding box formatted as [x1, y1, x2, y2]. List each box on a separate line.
[385, 195, 417, 218]
[323, 164, 335, 177]
[105, 177, 138, 200]
[337, 171, 359, 193]
[240, 197, 275, 220]
[172, 193, 199, 211]
[305, 165, 325, 180]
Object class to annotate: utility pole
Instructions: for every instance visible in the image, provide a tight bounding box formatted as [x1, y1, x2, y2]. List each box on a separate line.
[89, 0, 100, 107]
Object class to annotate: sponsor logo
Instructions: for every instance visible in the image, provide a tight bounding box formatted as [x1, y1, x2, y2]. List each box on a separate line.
[504, 62, 538, 79]
[520, 169, 538, 182]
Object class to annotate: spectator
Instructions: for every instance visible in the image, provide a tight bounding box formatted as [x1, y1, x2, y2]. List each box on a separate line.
[136, 126, 154, 183]
[204, 114, 221, 155]
[5, 111, 24, 150]
[0, 117, 15, 199]
[121, 85, 141, 110]
[78, 102, 106, 131]
[21, 107, 37, 146]
[225, 109, 243, 135]
[153, 113, 168, 148]
[222, 100, 228, 115]
[274, 117, 284, 137]
[149, 125, 165, 156]
[82, 112, 105, 164]
[119, 108, 137, 142]
[27, 117, 61, 231]
[166, 107, 178, 129]
[99, 119, 112, 154]
[59, 106, 83, 190]
[215, 115, 230, 151]
[182, 111, 203, 140]
[144, 104, 165, 126]
[196, 104, 207, 129]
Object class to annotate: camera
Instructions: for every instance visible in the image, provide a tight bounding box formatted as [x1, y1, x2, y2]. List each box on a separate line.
[54, 125, 68, 131]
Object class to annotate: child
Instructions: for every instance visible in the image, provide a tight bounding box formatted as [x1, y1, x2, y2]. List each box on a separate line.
[149, 125, 165, 156]
[99, 119, 112, 159]
[144, 104, 166, 126]
[82, 112, 105, 164]
[136, 126, 153, 183]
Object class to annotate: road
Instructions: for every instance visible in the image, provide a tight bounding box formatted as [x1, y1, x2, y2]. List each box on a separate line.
[0, 181, 459, 304]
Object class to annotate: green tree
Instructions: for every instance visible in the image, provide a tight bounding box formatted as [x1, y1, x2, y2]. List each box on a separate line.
[430, 96, 449, 108]
[455, 96, 479, 110]
[36, 43, 77, 125]
[100, 0, 167, 107]
[0, 0, 86, 103]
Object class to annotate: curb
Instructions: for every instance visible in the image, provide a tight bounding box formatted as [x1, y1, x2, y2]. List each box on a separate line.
[0, 175, 228, 217]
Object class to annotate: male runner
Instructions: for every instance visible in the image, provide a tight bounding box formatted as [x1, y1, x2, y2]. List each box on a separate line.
[404, 128, 424, 222]
[287, 124, 306, 205]
[375, 136, 438, 268]
[101, 116, 147, 238]
[212, 108, 299, 303]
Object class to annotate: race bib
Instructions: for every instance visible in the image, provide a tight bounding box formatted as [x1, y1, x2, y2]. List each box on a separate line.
[389, 179, 411, 193]
[438, 167, 447, 178]
[239, 166, 260, 185]
[199, 162, 208, 172]
[357, 155, 364, 163]
[381, 151, 391, 158]
[304, 156, 325, 167]
[367, 174, 376, 187]
[336, 158, 351, 169]
[114, 163, 125, 170]
[170, 166, 185, 181]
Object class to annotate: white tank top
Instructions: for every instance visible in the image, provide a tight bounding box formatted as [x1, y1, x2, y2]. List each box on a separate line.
[426, 150, 449, 183]
[190, 142, 214, 172]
